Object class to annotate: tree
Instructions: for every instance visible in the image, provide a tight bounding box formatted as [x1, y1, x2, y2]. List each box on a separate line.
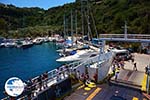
[0, 18, 7, 32]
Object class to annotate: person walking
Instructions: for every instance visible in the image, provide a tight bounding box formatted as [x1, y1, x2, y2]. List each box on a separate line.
[145, 65, 148, 74]
[133, 62, 137, 71]
[76, 70, 80, 80]
[112, 64, 116, 74]
[115, 71, 119, 81]
[120, 61, 125, 69]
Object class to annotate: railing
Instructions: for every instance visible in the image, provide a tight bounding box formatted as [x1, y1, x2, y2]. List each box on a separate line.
[2, 64, 72, 100]
[100, 34, 150, 40]
[2, 57, 88, 100]
[100, 34, 125, 38]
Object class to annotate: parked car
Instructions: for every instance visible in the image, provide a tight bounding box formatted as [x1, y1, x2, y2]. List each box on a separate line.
[111, 48, 132, 61]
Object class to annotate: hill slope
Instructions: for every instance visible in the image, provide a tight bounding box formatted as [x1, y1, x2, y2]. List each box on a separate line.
[0, 0, 150, 38]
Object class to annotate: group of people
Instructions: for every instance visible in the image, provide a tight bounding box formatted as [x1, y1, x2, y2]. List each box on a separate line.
[23, 64, 72, 99]
[74, 69, 97, 85]
[24, 71, 48, 99]
[113, 57, 125, 81]
[113, 55, 138, 81]
[55, 64, 72, 81]
[6, 63, 84, 99]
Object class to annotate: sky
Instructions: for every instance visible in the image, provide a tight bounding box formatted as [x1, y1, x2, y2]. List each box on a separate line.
[0, 0, 75, 10]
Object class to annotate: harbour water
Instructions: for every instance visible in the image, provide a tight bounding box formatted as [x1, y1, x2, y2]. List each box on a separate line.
[0, 42, 61, 99]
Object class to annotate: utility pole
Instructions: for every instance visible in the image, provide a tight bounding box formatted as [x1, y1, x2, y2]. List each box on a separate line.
[122, 21, 128, 39]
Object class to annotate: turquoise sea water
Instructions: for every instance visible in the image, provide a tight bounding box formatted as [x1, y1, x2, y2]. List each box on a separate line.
[0, 42, 61, 99]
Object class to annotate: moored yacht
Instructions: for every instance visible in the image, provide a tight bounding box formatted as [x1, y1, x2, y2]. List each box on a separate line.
[56, 49, 97, 62]
[21, 40, 33, 48]
[4, 42, 16, 48]
[0, 42, 5, 48]
[43, 37, 49, 42]
[33, 38, 43, 44]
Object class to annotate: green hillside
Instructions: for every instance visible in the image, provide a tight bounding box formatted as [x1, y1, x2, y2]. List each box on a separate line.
[0, 0, 150, 38]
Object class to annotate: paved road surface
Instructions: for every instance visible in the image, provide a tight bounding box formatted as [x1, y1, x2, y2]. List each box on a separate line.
[64, 84, 145, 100]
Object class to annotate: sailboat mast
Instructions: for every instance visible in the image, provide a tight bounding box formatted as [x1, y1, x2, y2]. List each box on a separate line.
[81, 0, 84, 41]
[87, 0, 91, 41]
[63, 14, 66, 39]
[90, 8, 99, 40]
[66, 18, 68, 37]
[71, 9, 73, 46]
[75, 10, 78, 38]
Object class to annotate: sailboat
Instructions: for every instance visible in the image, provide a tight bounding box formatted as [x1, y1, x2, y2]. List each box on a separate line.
[56, 10, 98, 62]
[72, 0, 115, 82]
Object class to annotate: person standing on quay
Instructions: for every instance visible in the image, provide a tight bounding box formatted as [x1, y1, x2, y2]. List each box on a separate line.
[133, 62, 137, 71]
[115, 71, 119, 81]
[93, 73, 98, 83]
[145, 65, 148, 74]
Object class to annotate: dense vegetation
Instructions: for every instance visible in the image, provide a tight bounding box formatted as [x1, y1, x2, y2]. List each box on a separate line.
[0, 0, 150, 38]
